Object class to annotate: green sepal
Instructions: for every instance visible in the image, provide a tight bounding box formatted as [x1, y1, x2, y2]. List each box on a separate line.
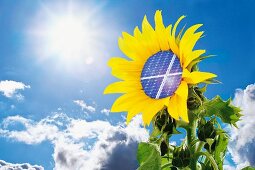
[205, 138, 215, 153]
[203, 79, 222, 84]
[172, 146, 191, 168]
[187, 55, 215, 71]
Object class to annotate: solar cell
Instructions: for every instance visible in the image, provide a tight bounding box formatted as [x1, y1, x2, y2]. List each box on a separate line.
[141, 51, 183, 99]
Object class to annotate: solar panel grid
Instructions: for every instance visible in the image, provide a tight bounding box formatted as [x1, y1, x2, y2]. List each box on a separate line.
[141, 51, 183, 99]
[171, 59, 182, 73]
[141, 52, 171, 77]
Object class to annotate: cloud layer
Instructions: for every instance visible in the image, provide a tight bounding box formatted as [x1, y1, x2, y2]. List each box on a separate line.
[0, 160, 43, 170]
[0, 80, 30, 100]
[73, 100, 96, 113]
[228, 84, 255, 169]
[0, 113, 148, 170]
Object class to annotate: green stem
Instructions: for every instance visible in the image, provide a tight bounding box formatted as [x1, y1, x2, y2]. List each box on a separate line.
[196, 141, 205, 152]
[195, 152, 219, 170]
[161, 162, 172, 169]
[187, 112, 198, 170]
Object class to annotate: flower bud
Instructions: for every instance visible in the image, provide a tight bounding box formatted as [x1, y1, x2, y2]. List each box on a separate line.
[160, 140, 168, 156]
[172, 146, 191, 168]
[155, 113, 166, 131]
[187, 86, 206, 110]
[187, 96, 200, 110]
[155, 109, 176, 135]
[197, 120, 216, 142]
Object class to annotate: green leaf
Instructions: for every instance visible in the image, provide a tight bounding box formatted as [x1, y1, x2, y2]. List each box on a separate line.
[202, 96, 242, 127]
[214, 133, 229, 170]
[242, 166, 255, 170]
[137, 142, 161, 170]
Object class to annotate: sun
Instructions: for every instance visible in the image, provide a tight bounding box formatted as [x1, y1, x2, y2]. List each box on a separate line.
[45, 15, 93, 64]
[27, 2, 108, 74]
[47, 16, 87, 58]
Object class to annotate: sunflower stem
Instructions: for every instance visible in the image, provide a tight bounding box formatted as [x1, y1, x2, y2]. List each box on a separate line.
[196, 141, 205, 152]
[194, 152, 219, 170]
[187, 111, 198, 170]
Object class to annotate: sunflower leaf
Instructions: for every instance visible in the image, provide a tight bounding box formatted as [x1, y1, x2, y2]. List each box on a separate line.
[137, 142, 161, 170]
[214, 133, 229, 170]
[202, 96, 242, 127]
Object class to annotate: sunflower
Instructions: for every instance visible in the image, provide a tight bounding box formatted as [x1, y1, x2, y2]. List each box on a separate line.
[104, 10, 216, 126]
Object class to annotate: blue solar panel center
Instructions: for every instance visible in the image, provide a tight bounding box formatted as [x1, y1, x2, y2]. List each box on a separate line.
[141, 51, 183, 99]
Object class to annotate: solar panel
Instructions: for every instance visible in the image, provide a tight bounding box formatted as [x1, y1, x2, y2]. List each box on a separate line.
[141, 51, 183, 99]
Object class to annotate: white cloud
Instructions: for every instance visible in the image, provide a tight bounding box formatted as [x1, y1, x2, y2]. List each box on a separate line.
[0, 80, 30, 100]
[1, 115, 59, 144]
[228, 84, 255, 169]
[0, 113, 148, 170]
[224, 164, 236, 170]
[73, 100, 96, 113]
[100, 108, 110, 115]
[0, 160, 44, 170]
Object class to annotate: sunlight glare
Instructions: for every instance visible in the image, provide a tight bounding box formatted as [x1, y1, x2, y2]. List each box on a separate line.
[47, 16, 89, 59]
[27, 1, 114, 77]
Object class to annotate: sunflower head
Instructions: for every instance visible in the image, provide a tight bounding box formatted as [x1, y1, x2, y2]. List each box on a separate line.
[104, 10, 217, 126]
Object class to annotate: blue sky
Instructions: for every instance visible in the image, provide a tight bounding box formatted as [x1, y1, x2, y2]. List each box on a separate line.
[0, 0, 254, 169]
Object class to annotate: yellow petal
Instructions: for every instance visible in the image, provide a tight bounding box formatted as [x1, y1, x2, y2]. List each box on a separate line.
[183, 50, 206, 68]
[177, 95, 189, 122]
[142, 98, 167, 126]
[118, 32, 149, 61]
[179, 24, 203, 64]
[133, 26, 142, 38]
[108, 57, 142, 71]
[104, 81, 141, 94]
[167, 94, 179, 120]
[126, 110, 141, 125]
[154, 10, 169, 50]
[108, 57, 142, 81]
[181, 31, 204, 65]
[183, 69, 217, 84]
[126, 98, 150, 124]
[111, 70, 140, 81]
[180, 24, 203, 50]
[169, 16, 185, 57]
[175, 81, 188, 99]
[175, 81, 189, 122]
[142, 15, 161, 55]
[172, 15, 186, 38]
[111, 91, 147, 112]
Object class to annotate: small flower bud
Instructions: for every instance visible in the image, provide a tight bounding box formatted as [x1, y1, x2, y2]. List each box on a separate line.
[155, 109, 176, 135]
[187, 96, 201, 110]
[172, 146, 191, 168]
[160, 140, 168, 156]
[197, 120, 216, 142]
